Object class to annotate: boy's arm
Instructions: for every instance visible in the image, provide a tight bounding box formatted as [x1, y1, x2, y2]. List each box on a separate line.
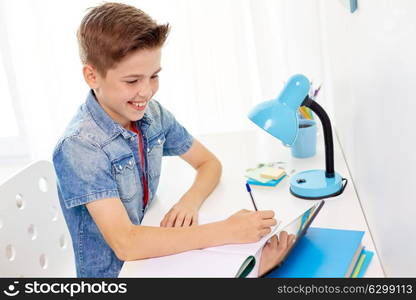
[86, 197, 276, 261]
[160, 138, 222, 227]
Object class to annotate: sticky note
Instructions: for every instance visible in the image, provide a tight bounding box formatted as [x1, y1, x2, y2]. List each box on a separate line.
[245, 166, 273, 183]
[260, 167, 286, 180]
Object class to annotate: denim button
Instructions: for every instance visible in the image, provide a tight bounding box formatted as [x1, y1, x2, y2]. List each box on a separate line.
[130, 136, 135, 142]
[129, 160, 133, 166]
[158, 138, 162, 144]
[118, 165, 122, 170]
[147, 148, 150, 153]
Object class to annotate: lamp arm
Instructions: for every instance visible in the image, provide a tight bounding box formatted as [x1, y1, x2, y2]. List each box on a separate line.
[302, 96, 335, 178]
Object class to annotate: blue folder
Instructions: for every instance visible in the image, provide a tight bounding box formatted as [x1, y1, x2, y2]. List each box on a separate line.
[266, 227, 371, 278]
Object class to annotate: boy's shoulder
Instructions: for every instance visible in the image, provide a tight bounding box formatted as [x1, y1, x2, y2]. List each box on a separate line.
[143, 99, 185, 141]
[52, 103, 108, 157]
[52, 98, 169, 157]
[146, 99, 176, 130]
[53, 99, 175, 156]
[146, 98, 165, 121]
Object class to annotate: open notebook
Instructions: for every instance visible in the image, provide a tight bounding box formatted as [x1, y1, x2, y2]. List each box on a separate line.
[119, 201, 324, 278]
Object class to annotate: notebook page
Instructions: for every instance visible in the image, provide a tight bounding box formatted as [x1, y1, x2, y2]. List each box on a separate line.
[119, 249, 258, 278]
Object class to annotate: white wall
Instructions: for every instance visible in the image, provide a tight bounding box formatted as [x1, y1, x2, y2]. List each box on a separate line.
[249, 0, 335, 160]
[250, 0, 330, 112]
[319, 0, 416, 276]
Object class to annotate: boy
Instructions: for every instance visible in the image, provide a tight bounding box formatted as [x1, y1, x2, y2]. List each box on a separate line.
[53, 2, 293, 278]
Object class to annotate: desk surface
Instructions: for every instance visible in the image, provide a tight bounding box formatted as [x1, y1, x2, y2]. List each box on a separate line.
[120, 130, 385, 277]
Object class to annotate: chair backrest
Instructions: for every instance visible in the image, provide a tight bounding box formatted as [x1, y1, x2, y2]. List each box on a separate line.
[0, 160, 76, 277]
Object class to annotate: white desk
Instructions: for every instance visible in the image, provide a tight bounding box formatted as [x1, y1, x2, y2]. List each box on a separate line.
[119, 130, 385, 277]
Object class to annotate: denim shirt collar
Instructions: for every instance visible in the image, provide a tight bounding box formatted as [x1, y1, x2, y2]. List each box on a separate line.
[85, 90, 153, 139]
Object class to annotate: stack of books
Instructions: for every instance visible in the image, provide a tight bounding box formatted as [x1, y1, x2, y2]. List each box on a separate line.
[245, 164, 286, 188]
[265, 227, 374, 278]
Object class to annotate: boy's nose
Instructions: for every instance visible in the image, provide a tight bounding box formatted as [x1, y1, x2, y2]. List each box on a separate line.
[138, 84, 152, 99]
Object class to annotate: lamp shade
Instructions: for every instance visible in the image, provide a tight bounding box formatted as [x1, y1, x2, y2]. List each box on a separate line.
[248, 74, 310, 146]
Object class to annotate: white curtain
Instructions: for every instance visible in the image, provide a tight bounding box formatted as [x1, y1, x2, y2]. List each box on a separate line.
[0, 0, 326, 164]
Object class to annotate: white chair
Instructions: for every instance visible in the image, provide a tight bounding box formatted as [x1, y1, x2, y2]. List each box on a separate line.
[0, 160, 76, 277]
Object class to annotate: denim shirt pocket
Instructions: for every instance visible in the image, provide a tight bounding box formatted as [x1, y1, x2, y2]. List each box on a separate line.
[112, 154, 138, 202]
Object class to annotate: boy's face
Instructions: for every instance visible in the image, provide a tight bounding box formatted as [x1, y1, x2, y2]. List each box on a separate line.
[84, 47, 162, 130]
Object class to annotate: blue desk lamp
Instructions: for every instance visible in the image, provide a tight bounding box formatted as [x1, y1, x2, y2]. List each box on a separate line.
[248, 74, 347, 199]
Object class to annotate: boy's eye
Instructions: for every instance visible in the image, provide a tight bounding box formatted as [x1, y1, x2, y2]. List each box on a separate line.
[151, 75, 159, 79]
[126, 80, 137, 84]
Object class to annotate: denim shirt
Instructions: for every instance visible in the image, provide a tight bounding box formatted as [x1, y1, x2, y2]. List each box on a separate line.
[52, 90, 193, 278]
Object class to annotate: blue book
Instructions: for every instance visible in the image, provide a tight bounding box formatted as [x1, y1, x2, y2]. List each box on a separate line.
[351, 248, 374, 278]
[266, 227, 368, 278]
[246, 175, 286, 188]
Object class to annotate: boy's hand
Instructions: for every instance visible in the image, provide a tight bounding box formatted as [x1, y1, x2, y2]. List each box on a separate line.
[160, 199, 199, 227]
[257, 231, 296, 277]
[224, 209, 277, 244]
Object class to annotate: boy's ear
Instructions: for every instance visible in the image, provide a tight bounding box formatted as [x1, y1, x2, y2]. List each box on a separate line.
[82, 64, 100, 89]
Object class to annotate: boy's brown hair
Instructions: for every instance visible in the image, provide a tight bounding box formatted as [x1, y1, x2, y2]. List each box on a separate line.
[77, 2, 169, 77]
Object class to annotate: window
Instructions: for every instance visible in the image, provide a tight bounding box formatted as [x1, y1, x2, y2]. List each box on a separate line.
[0, 59, 19, 139]
[0, 11, 28, 161]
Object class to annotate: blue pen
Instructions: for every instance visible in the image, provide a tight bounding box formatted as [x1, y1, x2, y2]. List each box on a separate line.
[245, 183, 258, 211]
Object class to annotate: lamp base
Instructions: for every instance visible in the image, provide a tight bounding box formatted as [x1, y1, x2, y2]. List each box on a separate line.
[290, 169, 346, 200]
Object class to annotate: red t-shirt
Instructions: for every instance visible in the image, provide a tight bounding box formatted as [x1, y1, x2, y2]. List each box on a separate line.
[130, 122, 149, 207]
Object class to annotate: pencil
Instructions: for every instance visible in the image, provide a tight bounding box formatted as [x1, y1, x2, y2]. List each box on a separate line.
[299, 107, 311, 120]
[304, 106, 313, 119]
[313, 84, 322, 98]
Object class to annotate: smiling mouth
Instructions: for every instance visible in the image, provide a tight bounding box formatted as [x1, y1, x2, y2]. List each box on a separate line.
[127, 101, 147, 111]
